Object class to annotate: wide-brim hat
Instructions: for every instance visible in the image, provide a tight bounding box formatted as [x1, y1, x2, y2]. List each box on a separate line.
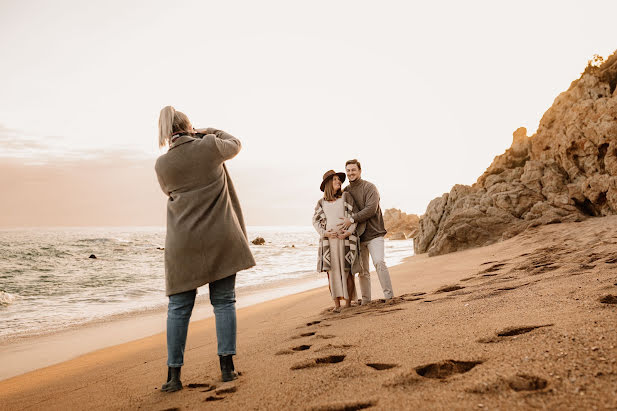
[320, 170, 346, 192]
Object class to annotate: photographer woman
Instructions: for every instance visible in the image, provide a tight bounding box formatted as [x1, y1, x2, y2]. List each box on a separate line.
[155, 106, 255, 392]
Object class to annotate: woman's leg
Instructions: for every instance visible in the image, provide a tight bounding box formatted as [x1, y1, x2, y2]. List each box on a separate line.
[209, 274, 237, 356]
[167, 289, 197, 367]
[345, 271, 357, 306]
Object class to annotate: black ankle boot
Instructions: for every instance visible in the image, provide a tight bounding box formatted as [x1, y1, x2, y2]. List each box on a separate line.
[161, 366, 182, 392]
[219, 355, 238, 382]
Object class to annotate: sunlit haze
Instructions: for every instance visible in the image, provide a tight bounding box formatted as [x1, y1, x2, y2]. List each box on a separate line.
[1, 0, 616, 227]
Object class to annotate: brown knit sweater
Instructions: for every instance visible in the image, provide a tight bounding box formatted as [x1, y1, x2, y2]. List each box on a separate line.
[343, 178, 387, 242]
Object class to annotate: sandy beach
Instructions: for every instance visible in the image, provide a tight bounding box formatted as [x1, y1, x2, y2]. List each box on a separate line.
[1, 216, 617, 410]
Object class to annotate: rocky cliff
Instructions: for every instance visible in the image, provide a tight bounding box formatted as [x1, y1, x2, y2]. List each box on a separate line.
[415, 52, 617, 256]
[383, 208, 419, 240]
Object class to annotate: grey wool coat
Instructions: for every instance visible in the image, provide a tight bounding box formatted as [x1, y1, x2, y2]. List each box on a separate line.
[155, 128, 256, 296]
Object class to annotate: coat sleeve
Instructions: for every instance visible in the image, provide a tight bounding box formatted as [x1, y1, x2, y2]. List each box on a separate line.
[352, 183, 380, 223]
[312, 200, 326, 236]
[202, 129, 242, 161]
[154, 160, 169, 196]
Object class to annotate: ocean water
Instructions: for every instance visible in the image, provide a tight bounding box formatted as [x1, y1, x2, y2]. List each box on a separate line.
[0, 226, 413, 340]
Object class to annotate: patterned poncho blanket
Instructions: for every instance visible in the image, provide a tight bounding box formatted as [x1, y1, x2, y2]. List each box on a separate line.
[313, 192, 360, 274]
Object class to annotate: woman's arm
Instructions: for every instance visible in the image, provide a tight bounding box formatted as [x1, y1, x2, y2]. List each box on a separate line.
[154, 160, 169, 196]
[312, 200, 326, 236]
[195, 128, 241, 161]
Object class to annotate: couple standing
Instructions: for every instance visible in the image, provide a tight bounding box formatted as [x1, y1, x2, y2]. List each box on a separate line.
[313, 160, 394, 312]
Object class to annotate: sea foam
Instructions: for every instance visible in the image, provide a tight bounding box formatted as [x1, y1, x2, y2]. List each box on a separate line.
[0, 291, 16, 306]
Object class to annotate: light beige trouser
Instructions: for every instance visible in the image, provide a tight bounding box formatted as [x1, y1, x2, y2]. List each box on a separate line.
[358, 236, 394, 303]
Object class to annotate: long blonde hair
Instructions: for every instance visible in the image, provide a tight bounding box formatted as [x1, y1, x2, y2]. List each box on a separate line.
[158, 106, 192, 148]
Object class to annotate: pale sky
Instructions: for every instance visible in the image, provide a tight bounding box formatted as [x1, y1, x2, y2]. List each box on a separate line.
[1, 0, 616, 227]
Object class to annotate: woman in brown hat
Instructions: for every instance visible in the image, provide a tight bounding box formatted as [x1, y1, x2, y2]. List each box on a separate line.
[312, 170, 363, 312]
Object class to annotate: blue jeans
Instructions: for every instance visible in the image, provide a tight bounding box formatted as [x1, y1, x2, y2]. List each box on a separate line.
[167, 274, 237, 367]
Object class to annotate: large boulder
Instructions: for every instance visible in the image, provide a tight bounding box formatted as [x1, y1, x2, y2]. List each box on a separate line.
[383, 208, 419, 239]
[415, 52, 617, 256]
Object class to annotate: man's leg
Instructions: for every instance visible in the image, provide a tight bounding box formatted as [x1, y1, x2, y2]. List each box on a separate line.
[367, 237, 394, 299]
[358, 242, 371, 304]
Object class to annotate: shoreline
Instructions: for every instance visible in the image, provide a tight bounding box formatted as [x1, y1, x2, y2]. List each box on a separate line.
[0, 271, 349, 381]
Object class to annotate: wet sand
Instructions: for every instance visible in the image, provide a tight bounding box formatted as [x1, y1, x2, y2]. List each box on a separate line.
[1, 216, 616, 410]
[0, 276, 326, 381]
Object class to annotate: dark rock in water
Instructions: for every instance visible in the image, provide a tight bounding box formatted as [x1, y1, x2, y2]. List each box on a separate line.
[252, 237, 266, 245]
[156, 247, 165, 250]
[89, 254, 97, 259]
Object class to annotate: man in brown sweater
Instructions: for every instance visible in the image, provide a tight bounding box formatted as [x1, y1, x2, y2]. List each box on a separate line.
[339, 159, 394, 303]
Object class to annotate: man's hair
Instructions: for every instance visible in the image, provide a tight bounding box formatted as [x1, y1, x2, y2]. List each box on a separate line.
[345, 159, 361, 170]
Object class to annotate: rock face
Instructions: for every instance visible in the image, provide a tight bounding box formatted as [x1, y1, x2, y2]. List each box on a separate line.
[415, 52, 617, 256]
[383, 208, 420, 240]
[251, 237, 266, 245]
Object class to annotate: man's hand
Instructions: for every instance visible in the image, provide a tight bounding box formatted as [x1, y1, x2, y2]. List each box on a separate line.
[337, 217, 352, 230]
[337, 231, 351, 240]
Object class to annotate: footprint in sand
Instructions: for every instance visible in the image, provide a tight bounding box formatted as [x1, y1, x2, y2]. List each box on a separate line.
[308, 400, 377, 411]
[291, 355, 346, 370]
[203, 383, 238, 402]
[366, 363, 398, 370]
[187, 382, 215, 392]
[415, 360, 483, 379]
[479, 263, 506, 275]
[506, 374, 548, 391]
[599, 294, 617, 304]
[434, 285, 465, 294]
[292, 331, 317, 339]
[495, 282, 530, 291]
[315, 343, 353, 352]
[586, 253, 602, 263]
[275, 344, 313, 355]
[477, 324, 553, 343]
[215, 385, 237, 395]
[497, 324, 553, 337]
[480, 261, 498, 266]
